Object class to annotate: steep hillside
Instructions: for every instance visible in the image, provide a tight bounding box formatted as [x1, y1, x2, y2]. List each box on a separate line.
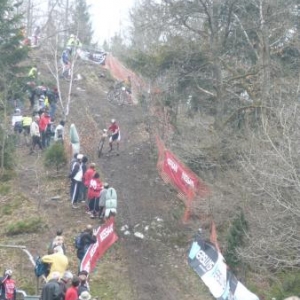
[0, 51, 213, 300]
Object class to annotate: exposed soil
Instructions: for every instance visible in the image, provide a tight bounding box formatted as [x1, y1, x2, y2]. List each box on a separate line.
[4, 52, 212, 300]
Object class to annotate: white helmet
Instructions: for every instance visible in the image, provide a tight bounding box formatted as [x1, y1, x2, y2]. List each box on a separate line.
[5, 270, 12, 276]
[111, 119, 116, 123]
[70, 34, 75, 38]
[121, 86, 126, 91]
[103, 129, 107, 132]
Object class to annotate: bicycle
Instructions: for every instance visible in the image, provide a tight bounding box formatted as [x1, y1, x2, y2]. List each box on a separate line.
[107, 81, 127, 105]
[97, 130, 109, 158]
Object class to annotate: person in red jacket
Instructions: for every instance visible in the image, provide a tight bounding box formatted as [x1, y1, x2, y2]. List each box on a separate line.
[39, 110, 51, 148]
[82, 163, 96, 203]
[65, 276, 80, 300]
[87, 172, 102, 218]
[0, 270, 16, 300]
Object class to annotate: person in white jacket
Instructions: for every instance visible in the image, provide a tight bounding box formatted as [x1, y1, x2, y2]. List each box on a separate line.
[29, 115, 42, 154]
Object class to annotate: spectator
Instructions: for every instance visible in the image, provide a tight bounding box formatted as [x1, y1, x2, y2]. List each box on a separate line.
[79, 156, 88, 202]
[76, 225, 96, 263]
[11, 108, 23, 134]
[98, 183, 109, 220]
[87, 172, 102, 218]
[28, 65, 38, 80]
[54, 121, 65, 143]
[30, 115, 42, 154]
[41, 271, 61, 300]
[69, 154, 84, 208]
[78, 291, 91, 300]
[48, 229, 66, 255]
[77, 271, 89, 296]
[39, 110, 51, 148]
[42, 246, 69, 281]
[65, 276, 80, 300]
[32, 26, 40, 46]
[58, 271, 73, 300]
[83, 163, 96, 203]
[22, 113, 32, 136]
[0, 270, 16, 300]
[61, 48, 71, 78]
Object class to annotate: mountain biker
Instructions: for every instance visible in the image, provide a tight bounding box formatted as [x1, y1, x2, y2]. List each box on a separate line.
[66, 34, 82, 55]
[108, 119, 120, 153]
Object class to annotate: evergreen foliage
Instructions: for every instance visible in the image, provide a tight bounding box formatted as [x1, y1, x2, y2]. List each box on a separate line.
[44, 142, 67, 172]
[70, 0, 93, 45]
[224, 211, 248, 271]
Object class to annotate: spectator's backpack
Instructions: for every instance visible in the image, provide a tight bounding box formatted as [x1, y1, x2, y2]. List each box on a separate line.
[74, 233, 83, 249]
[34, 256, 49, 277]
[105, 187, 117, 209]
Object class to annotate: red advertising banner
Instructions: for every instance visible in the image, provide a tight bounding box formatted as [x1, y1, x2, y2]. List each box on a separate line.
[162, 150, 208, 199]
[80, 217, 118, 273]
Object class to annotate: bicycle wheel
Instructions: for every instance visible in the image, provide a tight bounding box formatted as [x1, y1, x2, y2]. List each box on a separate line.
[97, 139, 105, 158]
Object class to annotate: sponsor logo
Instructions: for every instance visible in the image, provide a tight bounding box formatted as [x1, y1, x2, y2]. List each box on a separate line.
[182, 171, 195, 188]
[100, 224, 114, 242]
[196, 249, 215, 271]
[167, 158, 178, 173]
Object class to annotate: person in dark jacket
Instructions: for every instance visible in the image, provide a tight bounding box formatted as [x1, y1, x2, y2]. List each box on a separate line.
[76, 225, 97, 262]
[41, 272, 61, 300]
[77, 270, 89, 296]
[69, 154, 83, 208]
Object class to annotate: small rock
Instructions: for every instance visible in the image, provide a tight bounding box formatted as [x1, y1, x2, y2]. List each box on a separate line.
[156, 217, 164, 222]
[134, 232, 144, 239]
[120, 225, 128, 231]
[51, 196, 61, 201]
[124, 231, 131, 236]
[144, 226, 149, 231]
[134, 223, 140, 228]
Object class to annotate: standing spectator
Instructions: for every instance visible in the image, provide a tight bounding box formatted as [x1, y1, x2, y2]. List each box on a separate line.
[41, 272, 61, 300]
[65, 277, 80, 300]
[32, 26, 40, 46]
[11, 108, 23, 134]
[77, 271, 89, 296]
[76, 225, 96, 263]
[69, 154, 84, 208]
[42, 246, 69, 281]
[47, 88, 59, 120]
[48, 229, 66, 255]
[78, 156, 88, 202]
[61, 49, 71, 78]
[83, 163, 96, 203]
[98, 183, 109, 220]
[87, 173, 102, 218]
[39, 110, 51, 148]
[30, 115, 42, 154]
[54, 121, 65, 143]
[0, 270, 16, 300]
[28, 65, 38, 80]
[58, 271, 73, 300]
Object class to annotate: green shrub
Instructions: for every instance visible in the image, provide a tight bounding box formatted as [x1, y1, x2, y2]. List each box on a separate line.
[224, 211, 248, 271]
[6, 217, 45, 235]
[44, 142, 67, 171]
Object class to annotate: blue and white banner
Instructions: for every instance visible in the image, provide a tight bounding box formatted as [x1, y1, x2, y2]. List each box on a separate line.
[188, 234, 259, 300]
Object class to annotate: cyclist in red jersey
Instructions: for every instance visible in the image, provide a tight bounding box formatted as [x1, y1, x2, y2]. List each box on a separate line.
[108, 119, 120, 153]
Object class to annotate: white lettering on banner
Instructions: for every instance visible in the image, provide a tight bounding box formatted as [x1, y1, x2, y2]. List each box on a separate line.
[89, 240, 99, 257]
[196, 250, 215, 271]
[181, 172, 195, 188]
[100, 224, 114, 242]
[167, 158, 178, 173]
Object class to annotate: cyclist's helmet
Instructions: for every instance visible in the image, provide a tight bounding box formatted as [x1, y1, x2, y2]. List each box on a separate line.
[70, 34, 75, 38]
[122, 87, 126, 91]
[103, 129, 108, 132]
[111, 119, 116, 123]
[15, 108, 21, 114]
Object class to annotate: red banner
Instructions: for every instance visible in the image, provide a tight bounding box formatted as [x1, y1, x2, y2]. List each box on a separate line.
[80, 218, 118, 273]
[162, 150, 208, 199]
